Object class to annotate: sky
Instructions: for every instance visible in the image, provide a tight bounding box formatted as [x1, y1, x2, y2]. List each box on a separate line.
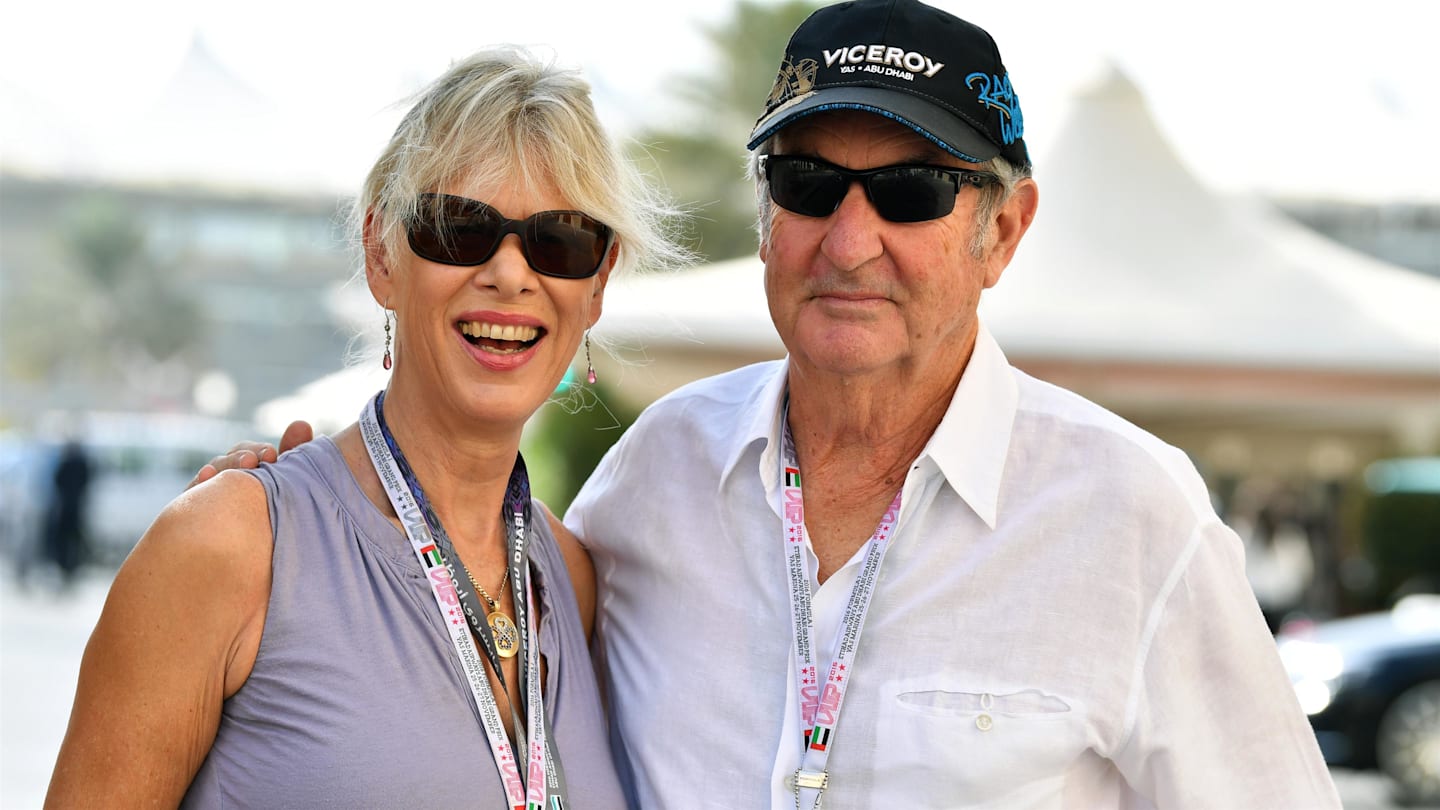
[2, 0, 1438, 202]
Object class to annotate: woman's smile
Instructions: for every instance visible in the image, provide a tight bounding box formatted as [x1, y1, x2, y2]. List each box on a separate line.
[458, 319, 545, 354]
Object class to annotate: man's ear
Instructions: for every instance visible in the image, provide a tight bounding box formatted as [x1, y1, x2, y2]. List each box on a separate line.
[982, 178, 1038, 289]
[363, 208, 395, 305]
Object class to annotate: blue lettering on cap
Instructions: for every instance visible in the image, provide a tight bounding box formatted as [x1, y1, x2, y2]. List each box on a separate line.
[965, 72, 1024, 145]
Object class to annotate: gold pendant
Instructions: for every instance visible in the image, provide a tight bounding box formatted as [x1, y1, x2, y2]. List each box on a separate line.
[488, 612, 520, 659]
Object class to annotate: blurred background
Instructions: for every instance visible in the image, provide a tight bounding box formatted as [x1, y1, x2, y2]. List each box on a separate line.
[2, 0, 1438, 806]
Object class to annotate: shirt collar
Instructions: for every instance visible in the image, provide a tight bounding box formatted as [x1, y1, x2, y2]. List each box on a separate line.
[717, 323, 1018, 529]
[719, 358, 792, 500]
[919, 322, 1018, 530]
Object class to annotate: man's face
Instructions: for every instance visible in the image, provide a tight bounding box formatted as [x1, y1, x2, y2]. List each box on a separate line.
[761, 110, 1019, 382]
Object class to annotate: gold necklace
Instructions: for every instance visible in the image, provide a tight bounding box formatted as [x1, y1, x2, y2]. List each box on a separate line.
[467, 565, 520, 659]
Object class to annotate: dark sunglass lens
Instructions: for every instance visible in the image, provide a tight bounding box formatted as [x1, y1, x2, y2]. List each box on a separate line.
[409, 195, 502, 265]
[770, 159, 846, 217]
[527, 212, 609, 278]
[869, 167, 958, 223]
[448, 200, 506, 264]
[406, 198, 449, 261]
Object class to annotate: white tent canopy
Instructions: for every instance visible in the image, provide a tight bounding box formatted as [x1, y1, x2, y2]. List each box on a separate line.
[984, 68, 1440, 373]
[254, 366, 390, 437]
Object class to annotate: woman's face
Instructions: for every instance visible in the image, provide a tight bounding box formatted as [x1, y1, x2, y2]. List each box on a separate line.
[369, 177, 612, 433]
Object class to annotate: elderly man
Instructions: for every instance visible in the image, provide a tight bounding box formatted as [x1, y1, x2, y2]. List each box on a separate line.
[565, 1, 1339, 807]
[203, 1, 1339, 807]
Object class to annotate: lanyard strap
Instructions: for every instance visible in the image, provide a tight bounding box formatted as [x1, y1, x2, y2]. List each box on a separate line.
[375, 394, 525, 684]
[361, 393, 567, 810]
[781, 408, 902, 810]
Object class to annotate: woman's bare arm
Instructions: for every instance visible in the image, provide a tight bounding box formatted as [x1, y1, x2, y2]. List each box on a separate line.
[45, 470, 273, 808]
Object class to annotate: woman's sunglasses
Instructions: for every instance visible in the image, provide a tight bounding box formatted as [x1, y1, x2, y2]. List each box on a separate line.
[758, 155, 1000, 223]
[406, 193, 614, 279]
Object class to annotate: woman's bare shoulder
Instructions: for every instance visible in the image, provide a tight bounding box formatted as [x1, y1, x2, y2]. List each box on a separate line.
[149, 468, 273, 573]
[129, 469, 274, 680]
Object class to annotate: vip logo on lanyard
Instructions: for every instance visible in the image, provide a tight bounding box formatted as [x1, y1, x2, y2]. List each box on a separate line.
[779, 403, 902, 809]
[361, 393, 568, 808]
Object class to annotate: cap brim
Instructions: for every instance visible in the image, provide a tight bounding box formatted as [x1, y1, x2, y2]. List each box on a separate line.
[746, 86, 999, 164]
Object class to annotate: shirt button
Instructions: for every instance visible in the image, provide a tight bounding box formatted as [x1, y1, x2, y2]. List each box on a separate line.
[976, 714, 994, 732]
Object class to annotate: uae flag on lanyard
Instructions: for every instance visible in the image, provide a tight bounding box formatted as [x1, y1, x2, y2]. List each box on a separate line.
[809, 726, 832, 751]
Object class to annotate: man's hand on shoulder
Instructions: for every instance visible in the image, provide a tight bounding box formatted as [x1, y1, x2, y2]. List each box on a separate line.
[187, 420, 316, 489]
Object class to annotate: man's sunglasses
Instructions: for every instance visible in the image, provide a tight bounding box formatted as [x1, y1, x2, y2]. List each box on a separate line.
[406, 193, 614, 279]
[758, 155, 1000, 223]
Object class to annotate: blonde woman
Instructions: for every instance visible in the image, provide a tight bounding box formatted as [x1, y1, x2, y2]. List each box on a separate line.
[46, 47, 681, 809]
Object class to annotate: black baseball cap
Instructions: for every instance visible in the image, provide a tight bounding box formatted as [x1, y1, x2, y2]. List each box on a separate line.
[747, 0, 1030, 168]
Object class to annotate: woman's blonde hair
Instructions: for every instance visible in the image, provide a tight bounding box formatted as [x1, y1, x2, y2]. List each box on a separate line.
[355, 45, 686, 277]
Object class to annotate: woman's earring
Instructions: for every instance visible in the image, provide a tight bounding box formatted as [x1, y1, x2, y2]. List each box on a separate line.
[585, 330, 597, 385]
[382, 310, 393, 370]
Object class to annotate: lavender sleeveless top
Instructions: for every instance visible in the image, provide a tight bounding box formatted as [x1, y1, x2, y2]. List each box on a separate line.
[181, 437, 626, 809]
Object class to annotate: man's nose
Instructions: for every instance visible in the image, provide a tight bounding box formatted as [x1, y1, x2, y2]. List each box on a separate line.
[818, 181, 885, 271]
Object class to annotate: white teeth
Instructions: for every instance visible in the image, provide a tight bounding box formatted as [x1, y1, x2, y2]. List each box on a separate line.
[460, 321, 539, 342]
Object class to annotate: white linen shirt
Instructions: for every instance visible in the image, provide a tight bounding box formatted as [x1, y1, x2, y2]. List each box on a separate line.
[566, 324, 1339, 810]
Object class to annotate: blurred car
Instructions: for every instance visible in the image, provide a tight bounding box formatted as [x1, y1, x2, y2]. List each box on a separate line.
[1278, 595, 1440, 804]
[0, 431, 53, 561]
[4, 412, 257, 568]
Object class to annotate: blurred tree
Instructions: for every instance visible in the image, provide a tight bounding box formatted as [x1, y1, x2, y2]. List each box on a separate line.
[1364, 482, 1440, 604]
[67, 197, 205, 362]
[526, 378, 641, 516]
[0, 194, 204, 394]
[1, 264, 84, 381]
[630, 0, 822, 263]
[115, 275, 205, 361]
[68, 197, 146, 291]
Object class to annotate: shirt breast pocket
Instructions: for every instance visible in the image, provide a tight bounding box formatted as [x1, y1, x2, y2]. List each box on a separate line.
[875, 682, 1087, 808]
